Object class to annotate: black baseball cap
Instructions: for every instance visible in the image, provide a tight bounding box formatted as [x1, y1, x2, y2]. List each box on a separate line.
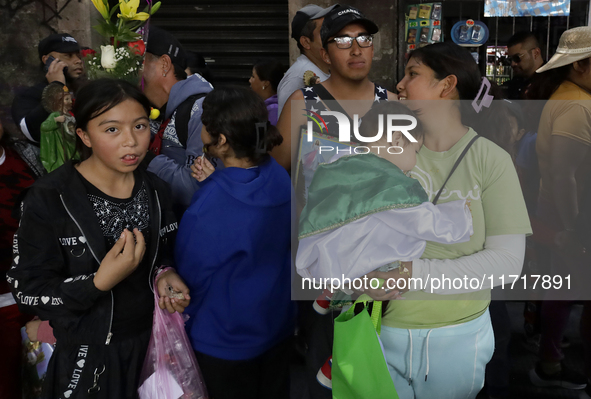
[320, 5, 379, 48]
[146, 26, 187, 70]
[38, 33, 80, 60]
[291, 4, 337, 40]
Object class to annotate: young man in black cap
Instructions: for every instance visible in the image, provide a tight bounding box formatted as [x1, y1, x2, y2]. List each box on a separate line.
[273, 4, 396, 172]
[142, 26, 215, 216]
[276, 4, 335, 117]
[274, 5, 396, 397]
[11, 33, 84, 143]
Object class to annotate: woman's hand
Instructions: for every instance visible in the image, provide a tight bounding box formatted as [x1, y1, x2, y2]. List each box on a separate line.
[94, 229, 146, 291]
[361, 262, 414, 301]
[157, 270, 191, 314]
[191, 155, 215, 182]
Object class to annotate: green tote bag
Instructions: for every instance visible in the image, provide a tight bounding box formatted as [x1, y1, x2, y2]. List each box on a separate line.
[332, 295, 399, 399]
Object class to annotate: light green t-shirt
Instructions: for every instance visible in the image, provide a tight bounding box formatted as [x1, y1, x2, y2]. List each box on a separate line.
[383, 128, 532, 329]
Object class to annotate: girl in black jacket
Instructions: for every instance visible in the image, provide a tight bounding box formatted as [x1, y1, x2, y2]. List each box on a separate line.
[7, 79, 190, 398]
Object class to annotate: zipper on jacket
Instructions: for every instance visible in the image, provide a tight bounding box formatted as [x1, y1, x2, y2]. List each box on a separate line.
[60, 195, 114, 345]
[149, 190, 162, 293]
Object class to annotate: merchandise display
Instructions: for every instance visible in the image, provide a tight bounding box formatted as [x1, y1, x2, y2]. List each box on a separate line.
[450, 20, 489, 47]
[486, 46, 512, 86]
[405, 2, 443, 53]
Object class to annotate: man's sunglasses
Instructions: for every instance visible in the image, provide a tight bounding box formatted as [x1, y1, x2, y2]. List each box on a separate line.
[510, 50, 532, 64]
[327, 35, 373, 49]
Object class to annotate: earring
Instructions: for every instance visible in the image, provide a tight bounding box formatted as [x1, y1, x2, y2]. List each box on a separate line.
[262, 85, 266, 90]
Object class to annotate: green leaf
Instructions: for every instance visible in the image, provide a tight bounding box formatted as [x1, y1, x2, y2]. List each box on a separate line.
[150, 1, 161, 15]
[92, 22, 116, 38]
[117, 29, 141, 42]
[109, 3, 120, 18]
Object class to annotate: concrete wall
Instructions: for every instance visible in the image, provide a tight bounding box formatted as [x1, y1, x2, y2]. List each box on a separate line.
[0, 0, 95, 137]
[288, 0, 400, 92]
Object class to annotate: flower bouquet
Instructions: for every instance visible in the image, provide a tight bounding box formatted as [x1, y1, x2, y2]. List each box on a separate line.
[83, 0, 161, 83]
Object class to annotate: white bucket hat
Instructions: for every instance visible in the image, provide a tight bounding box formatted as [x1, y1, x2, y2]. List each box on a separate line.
[537, 27, 591, 73]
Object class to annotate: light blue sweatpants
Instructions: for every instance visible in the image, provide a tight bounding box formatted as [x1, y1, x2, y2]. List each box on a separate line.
[381, 309, 494, 399]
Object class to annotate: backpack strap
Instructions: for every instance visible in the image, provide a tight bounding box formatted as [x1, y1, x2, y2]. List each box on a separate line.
[311, 84, 354, 126]
[174, 93, 207, 149]
[432, 135, 480, 205]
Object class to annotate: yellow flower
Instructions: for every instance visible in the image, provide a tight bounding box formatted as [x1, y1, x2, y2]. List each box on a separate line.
[118, 0, 150, 21]
[90, 0, 109, 20]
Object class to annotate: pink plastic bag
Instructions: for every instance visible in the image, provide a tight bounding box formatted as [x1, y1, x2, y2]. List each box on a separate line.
[138, 289, 208, 399]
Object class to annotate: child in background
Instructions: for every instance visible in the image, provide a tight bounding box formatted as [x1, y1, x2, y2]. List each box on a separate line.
[296, 101, 474, 389]
[7, 79, 189, 399]
[177, 87, 296, 399]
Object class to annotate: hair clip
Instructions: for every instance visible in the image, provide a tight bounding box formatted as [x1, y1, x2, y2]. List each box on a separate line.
[255, 122, 268, 154]
[472, 77, 494, 114]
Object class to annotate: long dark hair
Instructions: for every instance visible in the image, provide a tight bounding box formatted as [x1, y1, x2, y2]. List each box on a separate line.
[73, 79, 151, 160]
[409, 42, 514, 154]
[201, 87, 283, 165]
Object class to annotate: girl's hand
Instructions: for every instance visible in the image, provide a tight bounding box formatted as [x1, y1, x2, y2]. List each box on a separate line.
[94, 229, 146, 291]
[191, 155, 215, 182]
[157, 270, 191, 314]
[54, 115, 66, 123]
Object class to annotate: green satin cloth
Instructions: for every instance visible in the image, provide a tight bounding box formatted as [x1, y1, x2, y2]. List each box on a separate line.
[299, 153, 428, 239]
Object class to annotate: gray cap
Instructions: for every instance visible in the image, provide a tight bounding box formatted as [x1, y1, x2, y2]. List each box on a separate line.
[292, 4, 338, 40]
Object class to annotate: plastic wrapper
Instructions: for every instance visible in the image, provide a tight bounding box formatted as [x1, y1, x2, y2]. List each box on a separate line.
[21, 327, 54, 399]
[138, 290, 208, 399]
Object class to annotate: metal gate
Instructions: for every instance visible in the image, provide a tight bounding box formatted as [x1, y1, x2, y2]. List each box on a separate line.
[149, 0, 289, 86]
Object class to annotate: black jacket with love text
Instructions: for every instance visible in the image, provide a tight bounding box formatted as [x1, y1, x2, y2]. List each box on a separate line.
[6, 161, 178, 346]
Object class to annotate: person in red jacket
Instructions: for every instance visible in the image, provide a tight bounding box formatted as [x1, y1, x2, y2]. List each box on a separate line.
[0, 119, 37, 398]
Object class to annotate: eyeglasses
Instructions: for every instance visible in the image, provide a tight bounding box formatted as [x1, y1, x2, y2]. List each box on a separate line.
[510, 50, 532, 64]
[327, 35, 373, 49]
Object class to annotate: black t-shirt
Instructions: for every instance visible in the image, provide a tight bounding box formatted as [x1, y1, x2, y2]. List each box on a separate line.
[77, 170, 153, 335]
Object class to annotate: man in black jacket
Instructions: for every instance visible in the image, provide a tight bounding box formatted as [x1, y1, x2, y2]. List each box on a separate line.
[503, 32, 544, 99]
[11, 33, 85, 143]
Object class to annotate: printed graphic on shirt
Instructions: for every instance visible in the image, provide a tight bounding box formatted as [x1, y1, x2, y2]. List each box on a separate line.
[58, 236, 86, 246]
[162, 114, 182, 146]
[411, 166, 482, 202]
[87, 183, 149, 247]
[301, 84, 388, 137]
[60, 345, 89, 399]
[160, 222, 178, 237]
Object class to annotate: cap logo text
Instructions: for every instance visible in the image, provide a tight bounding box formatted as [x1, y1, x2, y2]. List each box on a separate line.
[338, 9, 361, 16]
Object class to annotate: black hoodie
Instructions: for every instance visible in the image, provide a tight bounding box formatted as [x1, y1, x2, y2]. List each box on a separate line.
[6, 161, 177, 345]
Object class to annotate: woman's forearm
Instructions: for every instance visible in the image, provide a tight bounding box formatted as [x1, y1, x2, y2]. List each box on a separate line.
[410, 234, 525, 294]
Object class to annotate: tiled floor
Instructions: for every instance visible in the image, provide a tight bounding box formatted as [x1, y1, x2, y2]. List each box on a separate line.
[291, 301, 586, 399]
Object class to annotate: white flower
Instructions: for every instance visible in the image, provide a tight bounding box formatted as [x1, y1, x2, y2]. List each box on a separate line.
[101, 45, 117, 69]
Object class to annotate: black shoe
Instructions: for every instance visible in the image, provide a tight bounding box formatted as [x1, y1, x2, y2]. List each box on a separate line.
[529, 362, 587, 389]
[582, 384, 591, 399]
